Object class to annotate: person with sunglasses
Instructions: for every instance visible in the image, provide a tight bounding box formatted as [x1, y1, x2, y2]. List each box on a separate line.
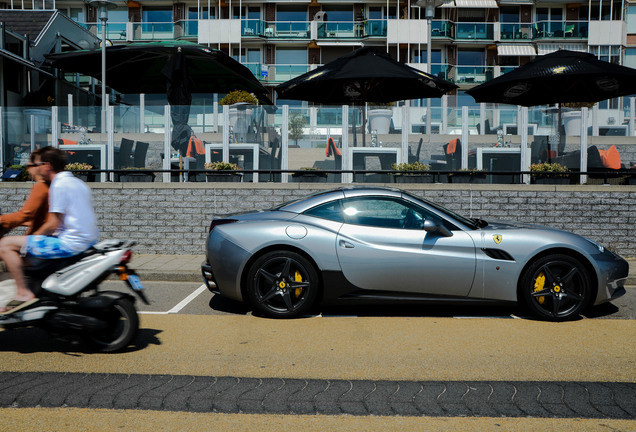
[0, 146, 99, 314]
[0, 148, 50, 238]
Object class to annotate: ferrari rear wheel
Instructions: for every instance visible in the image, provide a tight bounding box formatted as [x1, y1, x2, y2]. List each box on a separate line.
[520, 254, 591, 322]
[245, 251, 319, 318]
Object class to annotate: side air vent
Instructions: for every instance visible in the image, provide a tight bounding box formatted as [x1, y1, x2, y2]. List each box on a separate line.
[482, 248, 515, 261]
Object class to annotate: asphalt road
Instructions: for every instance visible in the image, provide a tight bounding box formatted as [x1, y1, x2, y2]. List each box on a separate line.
[0, 280, 634, 431]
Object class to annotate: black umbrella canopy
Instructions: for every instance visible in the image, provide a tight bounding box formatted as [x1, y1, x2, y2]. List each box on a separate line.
[276, 47, 457, 104]
[45, 41, 272, 105]
[466, 50, 636, 106]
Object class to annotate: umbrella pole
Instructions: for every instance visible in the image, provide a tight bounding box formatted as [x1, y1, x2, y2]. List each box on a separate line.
[557, 102, 562, 162]
[362, 106, 366, 147]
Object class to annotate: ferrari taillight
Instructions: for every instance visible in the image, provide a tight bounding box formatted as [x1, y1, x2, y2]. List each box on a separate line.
[209, 219, 238, 232]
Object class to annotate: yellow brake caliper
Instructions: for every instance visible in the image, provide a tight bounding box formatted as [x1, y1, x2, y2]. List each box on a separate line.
[294, 271, 303, 298]
[534, 272, 546, 304]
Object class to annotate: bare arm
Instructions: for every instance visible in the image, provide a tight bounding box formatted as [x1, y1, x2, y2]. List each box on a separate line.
[32, 212, 63, 236]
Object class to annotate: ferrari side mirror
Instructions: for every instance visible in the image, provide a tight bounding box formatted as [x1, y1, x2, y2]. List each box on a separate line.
[423, 219, 453, 237]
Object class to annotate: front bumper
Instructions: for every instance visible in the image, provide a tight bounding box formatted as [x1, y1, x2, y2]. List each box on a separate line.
[594, 252, 629, 305]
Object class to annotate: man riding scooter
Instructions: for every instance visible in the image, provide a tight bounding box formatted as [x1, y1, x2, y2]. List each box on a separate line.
[0, 146, 99, 314]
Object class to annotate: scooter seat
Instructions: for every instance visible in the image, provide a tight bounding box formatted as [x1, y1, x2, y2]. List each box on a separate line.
[24, 249, 96, 277]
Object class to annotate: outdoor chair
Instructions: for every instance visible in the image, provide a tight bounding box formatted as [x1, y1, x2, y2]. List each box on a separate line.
[133, 141, 149, 168]
[443, 138, 462, 171]
[408, 138, 424, 163]
[117, 138, 134, 169]
[564, 24, 575, 37]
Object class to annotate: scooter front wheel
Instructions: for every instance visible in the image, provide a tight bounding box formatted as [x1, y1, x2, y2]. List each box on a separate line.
[86, 297, 139, 353]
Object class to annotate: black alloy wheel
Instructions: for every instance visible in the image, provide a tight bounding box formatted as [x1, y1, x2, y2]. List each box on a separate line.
[245, 251, 319, 318]
[520, 254, 591, 321]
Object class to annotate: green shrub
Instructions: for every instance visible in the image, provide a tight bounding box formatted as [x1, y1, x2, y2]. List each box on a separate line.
[219, 90, 258, 106]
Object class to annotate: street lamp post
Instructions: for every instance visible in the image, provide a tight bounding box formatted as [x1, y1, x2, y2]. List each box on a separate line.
[417, 0, 443, 136]
[89, 0, 116, 133]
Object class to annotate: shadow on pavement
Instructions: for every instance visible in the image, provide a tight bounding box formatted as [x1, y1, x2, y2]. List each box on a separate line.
[209, 295, 250, 315]
[0, 327, 163, 354]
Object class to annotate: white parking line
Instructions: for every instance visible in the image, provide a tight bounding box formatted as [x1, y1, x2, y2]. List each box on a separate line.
[139, 284, 207, 315]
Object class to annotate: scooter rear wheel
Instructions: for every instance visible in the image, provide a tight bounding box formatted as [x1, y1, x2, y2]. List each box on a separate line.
[86, 297, 139, 352]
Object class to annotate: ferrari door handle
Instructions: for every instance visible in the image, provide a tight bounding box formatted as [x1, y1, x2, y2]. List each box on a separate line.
[339, 240, 354, 248]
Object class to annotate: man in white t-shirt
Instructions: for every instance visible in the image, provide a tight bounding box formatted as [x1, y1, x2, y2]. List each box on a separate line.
[0, 146, 99, 313]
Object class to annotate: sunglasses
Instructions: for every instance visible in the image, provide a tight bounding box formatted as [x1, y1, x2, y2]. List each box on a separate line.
[26, 162, 45, 168]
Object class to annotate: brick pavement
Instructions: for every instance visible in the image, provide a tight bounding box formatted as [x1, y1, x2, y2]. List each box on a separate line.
[0, 372, 634, 419]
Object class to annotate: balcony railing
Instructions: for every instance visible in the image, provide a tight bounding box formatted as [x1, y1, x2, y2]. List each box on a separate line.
[533, 20, 588, 39]
[264, 21, 310, 38]
[455, 66, 494, 84]
[500, 22, 531, 40]
[431, 20, 453, 38]
[455, 22, 494, 40]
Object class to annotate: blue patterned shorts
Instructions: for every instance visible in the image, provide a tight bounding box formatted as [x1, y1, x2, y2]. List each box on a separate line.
[25, 235, 77, 259]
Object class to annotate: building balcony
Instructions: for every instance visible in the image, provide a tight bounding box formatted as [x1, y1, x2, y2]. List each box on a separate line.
[431, 20, 453, 38]
[532, 20, 588, 40]
[455, 22, 494, 41]
[500, 23, 531, 40]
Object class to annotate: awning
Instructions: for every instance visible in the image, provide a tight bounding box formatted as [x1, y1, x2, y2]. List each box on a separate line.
[441, 0, 498, 8]
[537, 43, 588, 55]
[497, 44, 536, 57]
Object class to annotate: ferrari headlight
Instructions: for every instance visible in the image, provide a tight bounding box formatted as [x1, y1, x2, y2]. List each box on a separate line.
[584, 237, 605, 253]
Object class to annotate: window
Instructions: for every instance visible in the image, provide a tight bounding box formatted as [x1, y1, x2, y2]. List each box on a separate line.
[457, 49, 485, 66]
[304, 201, 344, 223]
[339, 197, 437, 230]
[189, 6, 214, 20]
[499, 6, 520, 23]
[276, 48, 307, 64]
[142, 6, 173, 23]
[233, 6, 260, 19]
[276, 5, 307, 21]
[322, 5, 353, 21]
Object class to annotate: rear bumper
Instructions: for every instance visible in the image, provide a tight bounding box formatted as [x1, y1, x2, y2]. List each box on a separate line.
[201, 261, 220, 294]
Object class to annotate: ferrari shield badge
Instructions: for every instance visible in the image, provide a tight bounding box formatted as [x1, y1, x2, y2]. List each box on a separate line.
[493, 234, 502, 245]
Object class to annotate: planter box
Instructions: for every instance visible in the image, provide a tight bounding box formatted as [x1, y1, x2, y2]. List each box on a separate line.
[206, 172, 243, 182]
[450, 173, 487, 184]
[73, 172, 96, 182]
[393, 174, 434, 183]
[531, 175, 570, 185]
[291, 173, 328, 183]
[119, 172, 155, 182]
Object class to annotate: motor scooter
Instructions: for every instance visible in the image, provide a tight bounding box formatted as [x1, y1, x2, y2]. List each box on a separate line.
[0, 239, 148, 352]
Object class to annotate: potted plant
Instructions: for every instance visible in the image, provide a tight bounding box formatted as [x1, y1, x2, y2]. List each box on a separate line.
[291, 167, 327, 183]
[367, 102, 394, 134]
[65, 162, 95, 182]
[205, 161, 242, 182]
[220, 90, 259, 138]
[450, 168, 487, 184]
[530, 162, 571, 184]
[119, 167, 155, 183]
[391, 161, 433, 183]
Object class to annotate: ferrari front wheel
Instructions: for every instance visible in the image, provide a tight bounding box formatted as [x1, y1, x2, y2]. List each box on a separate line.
[520, 254, 592, 322]
[245, 251, 319, 318]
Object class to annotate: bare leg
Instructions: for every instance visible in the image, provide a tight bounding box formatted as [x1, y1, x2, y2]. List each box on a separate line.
[0, 236, 34, 311]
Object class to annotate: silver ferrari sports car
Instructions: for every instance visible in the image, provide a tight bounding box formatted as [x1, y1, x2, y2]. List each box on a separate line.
[202, 187, 628, 321]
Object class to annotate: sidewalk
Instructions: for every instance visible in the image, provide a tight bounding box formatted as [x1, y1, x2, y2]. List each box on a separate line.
[1, 255, 635, 285]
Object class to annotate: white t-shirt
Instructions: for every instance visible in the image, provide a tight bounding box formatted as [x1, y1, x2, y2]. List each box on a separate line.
[49, 171, 100, 252]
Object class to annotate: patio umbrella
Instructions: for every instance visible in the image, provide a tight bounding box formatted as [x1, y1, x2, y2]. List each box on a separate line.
[466, 49, 636, 107]
[466, 50, 636, 151]
[46, 41, 272, 155]
[275, 46, 457, 145]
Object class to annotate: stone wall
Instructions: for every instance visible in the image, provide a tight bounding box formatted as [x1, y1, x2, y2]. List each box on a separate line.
[1, 183, 634, 256]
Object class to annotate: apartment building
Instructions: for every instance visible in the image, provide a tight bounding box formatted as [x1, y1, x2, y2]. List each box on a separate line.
[0, 0, 632, 131]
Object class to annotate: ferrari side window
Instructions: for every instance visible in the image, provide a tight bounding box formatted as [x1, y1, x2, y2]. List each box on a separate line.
[303, 201, 344, 223]
[341, 197, 418, 229]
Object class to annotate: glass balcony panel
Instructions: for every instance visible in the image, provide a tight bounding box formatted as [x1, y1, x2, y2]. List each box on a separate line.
[321, 21, 356, 38]
[455, 66, 494, 84]
[267, 21, 310, 38]
[365, 19, 387, 36]
[241, 19, 262, 36]
[181, 19, 199, 37]
[132, 22, 175, 40]
[272, 64, 311, 83]
[533, 20, 588, 39]
[500, 22, 531, 40]
[431, 20, 452, 38]
[95, 22, 127, 41]
[456, 23, 493, 40]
